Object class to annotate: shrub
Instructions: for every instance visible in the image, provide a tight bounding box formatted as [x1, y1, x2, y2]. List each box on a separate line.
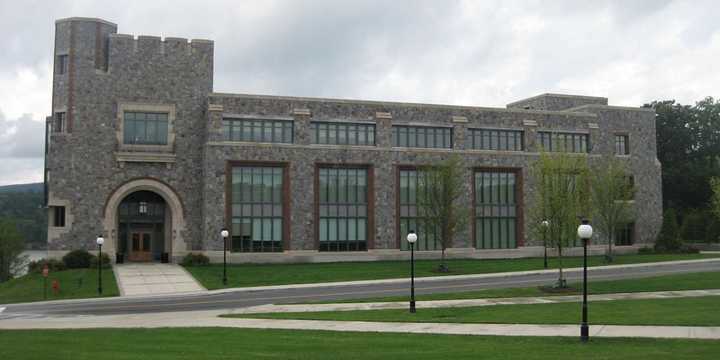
[62, 249, 94, 269]
[680, 209, 708, 243]
[181, 253, 210, 267]
[28, 258, 66, 273]
[89, 252, 112, 269]
[655, 208, 682, 252]
[637, 247, 655, 255]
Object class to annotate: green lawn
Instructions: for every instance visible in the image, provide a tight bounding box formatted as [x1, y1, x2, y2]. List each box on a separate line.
[0, 268, 118, 304]
[234, 296, 720, 326]
[0, 328, 718, 360]
[185, 253, 718, 289]
[306, 271, 720, 303]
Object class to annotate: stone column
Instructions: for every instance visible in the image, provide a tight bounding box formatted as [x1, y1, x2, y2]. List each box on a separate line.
[293, 108, 312, 145]
[452, 116, 468, 150]
[374, 112, 392, 148]
[523, 119, 538, 151]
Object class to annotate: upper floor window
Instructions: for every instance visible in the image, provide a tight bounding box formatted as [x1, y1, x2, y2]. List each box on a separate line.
[537, 131, 589, 153]
[615, 134, 629, 155]
[123, 112, 169, 145]
[51, 206, 66, 227]
[311, 122, 375, 146]
[222, 118, 293, 143]
[392, 125, 452, 149]
[57, 54, 68, 75]
[53, 112, 66, 133]
[469, 128, 524, 151]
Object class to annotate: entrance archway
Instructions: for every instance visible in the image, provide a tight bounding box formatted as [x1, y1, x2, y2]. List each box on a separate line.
[103, 178, 187, 262]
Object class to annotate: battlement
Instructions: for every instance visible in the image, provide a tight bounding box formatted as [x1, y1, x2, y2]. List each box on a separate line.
[108, 33, 213, 56]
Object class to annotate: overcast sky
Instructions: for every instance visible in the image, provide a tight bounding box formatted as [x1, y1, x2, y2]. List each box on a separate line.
[0, 0, 718, 185]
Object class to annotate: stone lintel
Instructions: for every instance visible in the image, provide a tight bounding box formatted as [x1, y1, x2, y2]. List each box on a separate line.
[588, 122, 600, 129]
[375, 112, 392, 119]
[523, 119, 538, 127]
[115, 152, 177, 163]
[208, 104, 224, 112]
[292, 108, 311, 116]
[452, 116, 469, 123]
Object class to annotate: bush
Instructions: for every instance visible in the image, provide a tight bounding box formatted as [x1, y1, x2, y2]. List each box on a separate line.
[637, 247, 655, 255]
[28, 258, 66, 273]
[680, 209, 707, 242]
[181, 253, 210, 267]
[89, 252, 112, 269]
[655, 208, 683, 252]
[62, 249, 94, 269]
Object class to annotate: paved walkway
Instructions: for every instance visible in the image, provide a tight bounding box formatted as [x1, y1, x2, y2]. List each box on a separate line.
[0, 309, 718, 340]
[233, 289, 720, 314]
[113, 263, 205, 296]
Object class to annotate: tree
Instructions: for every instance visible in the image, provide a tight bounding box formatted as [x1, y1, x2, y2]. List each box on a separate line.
[590, 158, 635, 262]
[0, 218, 25, 282]
[710, 177, 720, 223]
[531, 151, 590, 288]
[417, 155, 469, 272]
[655, 208, 682, 252]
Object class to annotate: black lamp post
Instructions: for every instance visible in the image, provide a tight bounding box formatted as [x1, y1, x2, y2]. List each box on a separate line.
[541, 220, 550, 269]
[96, 235, 104, 295]
[577, 219, 593, 342]
[221, 228, 229, 286]
[407, 230, 418, 313]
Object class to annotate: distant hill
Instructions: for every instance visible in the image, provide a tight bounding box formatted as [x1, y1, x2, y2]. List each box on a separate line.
[0, 182, 43, 193]
[0, 182, 46, 249]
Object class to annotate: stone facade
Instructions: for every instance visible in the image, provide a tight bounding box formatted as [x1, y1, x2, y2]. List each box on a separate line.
[46, 18, 663, 263]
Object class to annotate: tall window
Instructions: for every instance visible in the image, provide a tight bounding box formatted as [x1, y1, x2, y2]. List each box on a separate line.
[52, 206, 66, 227]
[123, 112, 169, 145]
[475, 171, 519, 249]
[311, 122, 375, 146]
[469, 128, 524, 151]
[537, 131, 589, 153]
[615, 222, 635, 245]
[231, 166, 284, 252]
[398, 169, 441, 251]
[615, 134, 629, 155]
[54, 112, 66, 133]
[57, 54, 68, 75]
[318, 168, 368, 251]
[222, 118, 293, 143]
[392, 126, 452, 149]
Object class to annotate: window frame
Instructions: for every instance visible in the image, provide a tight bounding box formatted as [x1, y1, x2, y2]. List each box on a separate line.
[536, 131, 590, 153]
[222, 117, 294, 144]
[52, 206, 66, 228]
[395, 166, 444, 251]
[310, 121, 376, 146]
[469, 128, 524, 151]
[615, 134, 630, 155]
[472, 167, 524, 249]
[53, 112, 66, 133]
[56, 54, 68, 75]
[117, 102, 176, 153]
[391, 125, 453, 149]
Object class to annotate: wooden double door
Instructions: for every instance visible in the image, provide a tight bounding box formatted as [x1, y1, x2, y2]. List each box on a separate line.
[128, 232, 153, 262]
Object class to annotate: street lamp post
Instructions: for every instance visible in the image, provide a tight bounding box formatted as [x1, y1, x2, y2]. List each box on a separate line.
[541, 220, 550, 269]
[577, 219, 593, 343]
[407, 230, 418, 313]
[221, 228, 229, 286]
[96, 235, 104, 295]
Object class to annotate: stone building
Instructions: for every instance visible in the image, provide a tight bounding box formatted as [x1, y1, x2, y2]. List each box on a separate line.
[45, 17, 662, 263]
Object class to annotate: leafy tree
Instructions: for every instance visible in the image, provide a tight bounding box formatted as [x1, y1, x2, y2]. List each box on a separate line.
[0, 187, 46, 249]
[710, 177, 720, 223]
[590, 158, 635, 262]
[0, 218, 25, 282]
[531, 152, 590, 287]
[417, 155, 469, 272]
[655, 208, 682, 252]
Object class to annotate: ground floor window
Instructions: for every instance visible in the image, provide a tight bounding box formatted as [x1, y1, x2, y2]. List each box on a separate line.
[398, 169, 442, 251]
[615, 222, 635, 246]
[318, 167, 368, 251]
[231, 166, 284, 252]
[475, 170, 519, 249]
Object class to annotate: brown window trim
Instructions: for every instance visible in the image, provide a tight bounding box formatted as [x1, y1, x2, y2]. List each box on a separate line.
[314, 162, 375, 251]
[225, 160, 291, 251]
[472, 167, 524, 248]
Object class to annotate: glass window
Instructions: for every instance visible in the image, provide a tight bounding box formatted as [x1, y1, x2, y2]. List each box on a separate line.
[310, 122, 375, 146]
[52, 206, 66, 227]
[469, 129, 524, 151]
[54, 112, 66, 133]
[536, 131, 589, 153]
[475, 171, 519, 249]
[123, 112, 169, 145]
[392, 126, 452, 149]
[615, 222, 635, 246]
[398, 169, 442, 251]
[222, 118, 293, 143]
[319, 167, 368, 251]
[56, 55, 68, 75]
[231, 166, 284, 252]
[615, 134, 629, 155]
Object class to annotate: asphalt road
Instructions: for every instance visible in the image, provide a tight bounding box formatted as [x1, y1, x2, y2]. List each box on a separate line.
[2, 260, 718, 318]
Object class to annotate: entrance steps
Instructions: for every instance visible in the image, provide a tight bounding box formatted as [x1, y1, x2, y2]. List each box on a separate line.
[113, 263, 206, 296]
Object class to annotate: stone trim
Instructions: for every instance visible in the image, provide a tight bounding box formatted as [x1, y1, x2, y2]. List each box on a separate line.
[588, 122, 600, 129]
[116, 101, 176, 153]
[208, 104, 224, 112]
[223, 113, 294, 121]
[451, 116, 468, 123]
[375, 112, 392, 119]
[115, 151, 177, 163]
[292, 108, 311, 116]
[47, 193, 73, 244]
[522, 119, 538, 126]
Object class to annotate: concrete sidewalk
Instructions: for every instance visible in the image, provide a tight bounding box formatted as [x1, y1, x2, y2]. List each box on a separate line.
[114, 263, 205, 296]
[0, 308, 718, 340]
[233, 289, 720, 314]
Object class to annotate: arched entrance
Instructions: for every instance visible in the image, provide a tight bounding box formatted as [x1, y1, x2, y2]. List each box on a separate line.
[118, 191, 168, 262]
[103, 178, 187, 262]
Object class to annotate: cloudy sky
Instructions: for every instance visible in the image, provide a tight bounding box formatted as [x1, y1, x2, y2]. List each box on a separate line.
[0, 0, 718, 185]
